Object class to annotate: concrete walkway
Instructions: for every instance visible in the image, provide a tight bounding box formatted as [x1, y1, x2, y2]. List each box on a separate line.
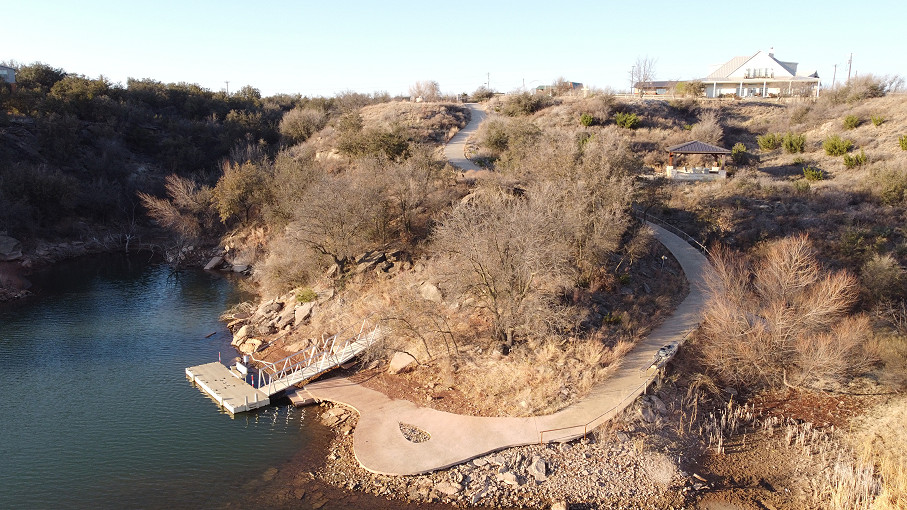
[302, 223, 711, 475]
[442, 103, 491, 180]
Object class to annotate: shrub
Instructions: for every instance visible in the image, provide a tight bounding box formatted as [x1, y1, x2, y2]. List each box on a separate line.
[501, 92, 553, 116]
[861, 254, 906, 302]
[699, 235, 870, 389]
[899, 135, 907, 151]
[843, 150, 867, 169]
[843, 114, 861, 129]
[731, 142, 748, 164]
[824, 134, 854, 156]
[297, 287, 318, 303]
[782, 132, 806, 153]
[871, 115, 884, 126]
[278, 107, 326, 144]
[757, 132, 781, 150]
[871, 167, 907, 205]
[690, 110, 723, 144]
[803, 165, 825, 181]
[579, 113, 594, 127]
[674, 80, 705, 97]
[793, 179, 811, 194]
[614, 112, 639, 129]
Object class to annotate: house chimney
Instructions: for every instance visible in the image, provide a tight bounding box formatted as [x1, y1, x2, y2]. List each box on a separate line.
[768, 47, 774, 57]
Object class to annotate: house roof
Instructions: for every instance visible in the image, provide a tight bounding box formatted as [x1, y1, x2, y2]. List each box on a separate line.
[705, 55, 753, 80]
[666, 141, 731, 154]
[705, 51, 810, 80]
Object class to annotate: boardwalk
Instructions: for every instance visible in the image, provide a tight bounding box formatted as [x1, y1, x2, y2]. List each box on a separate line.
[301, 222, 712, 475]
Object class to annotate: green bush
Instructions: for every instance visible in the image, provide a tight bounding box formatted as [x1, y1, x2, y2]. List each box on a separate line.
[871, 167, 907, 205]
[782, 132, 806, 154]
[843, 150, 867, 169]
[579, 113, 594, 127]
[614, 112, 639, 129]
[794, 179, 811, 194]
[871, 115, 885, 126]
[757, 132, 781, 151]
[824, 135, 854, 156]
[501, 92, 553, 116]
[296, 287, 318, 303]
[843, 114, 861, 129]
[731, 142, 748, 164]
[802, 165, 825, 181]
[899, 135, 907, 151]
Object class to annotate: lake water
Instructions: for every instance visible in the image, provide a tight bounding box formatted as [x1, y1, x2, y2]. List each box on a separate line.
[0, 254, 314, 509]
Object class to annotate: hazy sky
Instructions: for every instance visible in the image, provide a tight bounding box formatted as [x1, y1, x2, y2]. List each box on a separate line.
[3, 0, 905, 97]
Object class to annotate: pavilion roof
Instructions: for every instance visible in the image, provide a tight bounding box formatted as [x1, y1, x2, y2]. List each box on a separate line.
[666, 140, 731, 155]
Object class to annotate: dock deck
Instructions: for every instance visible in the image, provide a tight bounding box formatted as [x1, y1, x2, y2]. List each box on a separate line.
[185, 362, 270, 414]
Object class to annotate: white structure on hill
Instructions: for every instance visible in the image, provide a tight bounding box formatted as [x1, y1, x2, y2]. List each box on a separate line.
[702, 49, 819, 98]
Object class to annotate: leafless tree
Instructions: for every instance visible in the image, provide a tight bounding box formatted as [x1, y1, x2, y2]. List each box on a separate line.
[433, 184, 577, 348]
[409, 80, 441, 102]
[630, 56, 657, 96]
[383, 146, 449, 239]
[286, 170, 385, 269]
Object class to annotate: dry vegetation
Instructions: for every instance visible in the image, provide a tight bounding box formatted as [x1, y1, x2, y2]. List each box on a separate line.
[142, 80, 907, 506]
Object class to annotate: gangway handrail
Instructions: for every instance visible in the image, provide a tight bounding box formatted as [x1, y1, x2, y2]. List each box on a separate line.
[248, 317, 380, 396]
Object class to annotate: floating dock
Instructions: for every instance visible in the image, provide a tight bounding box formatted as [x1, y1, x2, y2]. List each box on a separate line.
[185, 362, 270, 414]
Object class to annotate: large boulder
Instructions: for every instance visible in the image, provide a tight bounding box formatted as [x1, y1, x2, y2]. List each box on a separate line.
[0, 236, 22, 261]
[239, 338, 262, 355]
[231, 325, 252, 346]
[294, 302, 315, 326]
[419, 281, 443, 302]
[387, 352, 416, 375]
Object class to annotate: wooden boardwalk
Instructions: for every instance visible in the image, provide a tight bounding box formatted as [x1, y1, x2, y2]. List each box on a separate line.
[185, 362, 269, 414]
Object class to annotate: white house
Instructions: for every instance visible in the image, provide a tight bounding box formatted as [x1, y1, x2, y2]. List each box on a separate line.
[701, 49, 819, 98]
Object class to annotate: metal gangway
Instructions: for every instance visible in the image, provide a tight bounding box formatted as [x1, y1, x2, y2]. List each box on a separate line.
[250, 319, 380, 397]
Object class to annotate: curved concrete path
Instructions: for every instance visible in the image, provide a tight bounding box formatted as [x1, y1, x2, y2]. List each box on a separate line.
[302, 223, 711, 475]
[443, 103, 490, 180]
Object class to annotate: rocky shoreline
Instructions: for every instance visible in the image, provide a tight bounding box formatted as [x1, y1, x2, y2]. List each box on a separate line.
[312, 397, 695, 510]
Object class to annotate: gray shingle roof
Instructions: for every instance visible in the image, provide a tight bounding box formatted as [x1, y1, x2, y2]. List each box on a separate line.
[666, 141, 731, 154]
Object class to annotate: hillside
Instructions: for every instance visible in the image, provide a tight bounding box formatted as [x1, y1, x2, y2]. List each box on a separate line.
[226, 85, 906, 509]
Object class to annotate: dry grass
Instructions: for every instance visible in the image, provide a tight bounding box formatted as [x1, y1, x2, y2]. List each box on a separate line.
[357, 101, 469, 144]
[846, 396, 907, 509]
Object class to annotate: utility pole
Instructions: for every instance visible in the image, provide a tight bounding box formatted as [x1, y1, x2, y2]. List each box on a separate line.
[225, 81, 230, 95]
[487, 72, 490, 92]
[846, 53, 852, 84]
[832, 64, 837, 88]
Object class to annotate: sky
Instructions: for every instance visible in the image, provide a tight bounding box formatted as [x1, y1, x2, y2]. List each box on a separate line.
[3, 0, 906, 98]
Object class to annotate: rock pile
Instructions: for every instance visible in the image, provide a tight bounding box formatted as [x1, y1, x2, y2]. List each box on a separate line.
[316, 401, 688, 509]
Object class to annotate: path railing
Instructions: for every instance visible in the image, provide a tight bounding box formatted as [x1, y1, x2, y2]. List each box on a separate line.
[631, 206, 712, 257]
[537, 330, 694, 444]
[250, 318, 379, 396]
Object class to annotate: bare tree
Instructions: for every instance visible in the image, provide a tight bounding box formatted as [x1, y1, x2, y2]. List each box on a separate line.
[433, 184, 576, 348]
[383, 146, 449, 239]
[630, 56, 657, 96]
[287, 171, 384, 269]
[409, 80, 440, 102]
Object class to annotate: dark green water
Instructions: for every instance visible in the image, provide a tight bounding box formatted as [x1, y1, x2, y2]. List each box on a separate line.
[0, 255, 311, 509]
